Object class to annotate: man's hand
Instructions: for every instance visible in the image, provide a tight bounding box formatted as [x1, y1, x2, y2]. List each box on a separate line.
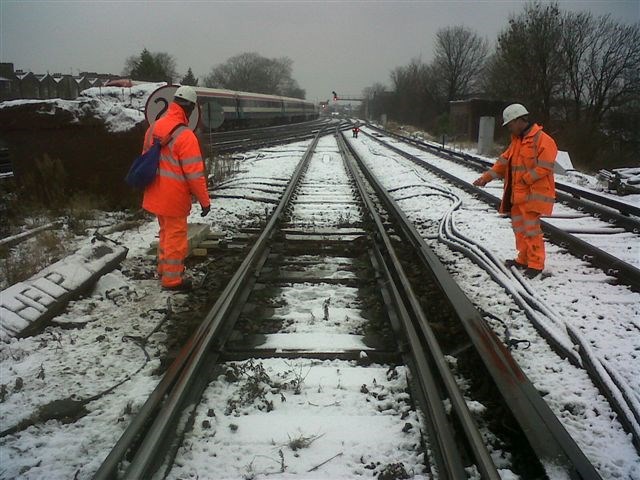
[200, 205, 211, 217]
[473, 177, 488, 187]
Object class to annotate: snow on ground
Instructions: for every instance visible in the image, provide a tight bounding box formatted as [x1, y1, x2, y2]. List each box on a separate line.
[392, 125, 640, 209]
[0, 275, 167, 477]
[349, 130, 640, 478]
[1, 119, 639, 478]
[0, 141, 310, 479]
[167, 359, 428, 480]
[167, 136, 429, 479]
[0, 82, 163, 132]
[373, 131, 640, 269]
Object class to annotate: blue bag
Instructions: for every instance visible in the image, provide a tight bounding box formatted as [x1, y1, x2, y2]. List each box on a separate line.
[124, 140, 162, 189]
[125, 123, 186, 189]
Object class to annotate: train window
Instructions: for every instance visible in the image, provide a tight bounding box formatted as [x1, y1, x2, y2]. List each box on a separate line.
[226, 97, 238, 106]
[206, 96, 235, 107]
[201, 102, 217, 128]
[240, 99, 281, 108]
[285, 102, 303, 110]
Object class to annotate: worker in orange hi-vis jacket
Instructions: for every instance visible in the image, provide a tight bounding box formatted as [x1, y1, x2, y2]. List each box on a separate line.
[142, 86, 211, 291]
[473, 103, 558, 279]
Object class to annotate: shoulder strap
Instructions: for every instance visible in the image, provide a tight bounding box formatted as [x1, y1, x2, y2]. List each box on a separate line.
[168, 123, 189, 145]
[169, 122, 187, 136]
[156, 123, 188, 147]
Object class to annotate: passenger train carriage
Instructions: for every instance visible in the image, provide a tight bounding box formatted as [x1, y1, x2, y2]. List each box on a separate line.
[195, 86, 318, 130]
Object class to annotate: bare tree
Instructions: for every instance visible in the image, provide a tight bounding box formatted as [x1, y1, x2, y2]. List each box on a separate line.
[389, 58, 436, 125]
[581, 16, 640, 125]
[558, 11, 640, 167]
[486, 2, 564, 124]
[362, 83, 387, 100]
[205, 52, 305, 98]
[559, 11, 592, 123]
[560, 12, 640, 125]
[361, 82, 389, 119]
[431, 26, 488, 102]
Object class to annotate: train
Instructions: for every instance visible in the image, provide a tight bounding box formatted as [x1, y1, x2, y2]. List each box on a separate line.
[193, 86, 319, 130]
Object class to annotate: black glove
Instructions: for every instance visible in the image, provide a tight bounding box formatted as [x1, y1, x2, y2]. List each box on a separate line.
[200, 205, 211, 217]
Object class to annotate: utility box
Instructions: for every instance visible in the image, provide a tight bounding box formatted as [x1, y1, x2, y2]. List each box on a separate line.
[477, 116, 495, 155]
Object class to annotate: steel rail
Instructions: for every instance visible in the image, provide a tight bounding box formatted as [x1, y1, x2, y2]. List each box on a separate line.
[343, 131, 603, 479]
[360, 129, 640, 454]
[207, 121, 329, 148]
[207, 118, 331, 141]
[361, 130, 640, 291]
[93, 131, 323, 480]
[205, 120, 352, 154]
[366, 124, 640, 228]
[337, 132, 498, 479]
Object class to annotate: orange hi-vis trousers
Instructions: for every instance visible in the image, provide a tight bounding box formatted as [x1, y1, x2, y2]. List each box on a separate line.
[157, 215, 188, 287]
[510, 204, 545, 270]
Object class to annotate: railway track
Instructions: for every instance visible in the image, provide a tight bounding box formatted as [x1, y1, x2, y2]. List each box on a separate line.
[363, 125, 640, 289]
[349, 128, 640, 456]
[94, 130, 600, 479]
[203, 118, 348, 154]
[366, 125, 640, 221]
[0, 119, 345, 250]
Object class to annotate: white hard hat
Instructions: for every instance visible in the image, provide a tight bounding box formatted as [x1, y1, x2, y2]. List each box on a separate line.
[502, 103, 529, 126]
[174, 85, 197, 104]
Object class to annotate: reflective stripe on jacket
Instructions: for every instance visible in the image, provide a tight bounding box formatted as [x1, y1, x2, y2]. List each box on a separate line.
[142, 102, 211, 217]
[481, 123, 557, 215]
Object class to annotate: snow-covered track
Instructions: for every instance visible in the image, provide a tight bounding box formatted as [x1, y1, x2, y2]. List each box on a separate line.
[93, 128, 603, 479]
[203, 118, 348, 154]
[349, 129, 640, 461]
[358, 127, 640, 451]
[368, 124, 640, 223]
[362, 128, 640, 291]
[95, 131, 441, 479]
[94, 131, 326, 480]
[343, 132, 602, 479]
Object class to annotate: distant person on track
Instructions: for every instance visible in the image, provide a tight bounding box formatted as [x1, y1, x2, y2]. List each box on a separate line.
[473, 103, 557, 279]
[352, 125, 360, 138]
[142, 85, 211, 291]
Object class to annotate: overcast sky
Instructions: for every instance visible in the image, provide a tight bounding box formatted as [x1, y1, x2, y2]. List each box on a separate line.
[1, 0, 638, 102]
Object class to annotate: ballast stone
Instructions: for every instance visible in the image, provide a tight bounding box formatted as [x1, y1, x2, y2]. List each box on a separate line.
[0, 241, 128, 341]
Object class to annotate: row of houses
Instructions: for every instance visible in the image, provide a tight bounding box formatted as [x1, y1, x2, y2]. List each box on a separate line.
[0, 63, 122, 102]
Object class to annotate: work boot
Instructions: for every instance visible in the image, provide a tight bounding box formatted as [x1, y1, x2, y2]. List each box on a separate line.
[523, 268, 543, 279]
[505, 259, 527, 269]
[162, 278, 193, 292]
